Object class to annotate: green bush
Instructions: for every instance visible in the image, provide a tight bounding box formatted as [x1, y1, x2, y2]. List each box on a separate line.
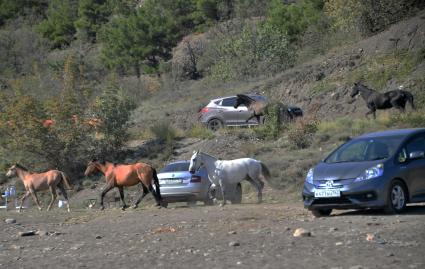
[150, 121, 177, 143]
[324, 0, 422, 35]
[287, 117, 320, 149]
[390, 111, 425, 128]
[187, 123, 214, 139]
[206, 22, 294, 81]
[266, 0, 324, 43]
[345, 50, 424, 90]
[253, 103, 281, 139]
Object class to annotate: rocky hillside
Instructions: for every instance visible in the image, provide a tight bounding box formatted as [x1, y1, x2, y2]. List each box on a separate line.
[130, 10, 425, 132]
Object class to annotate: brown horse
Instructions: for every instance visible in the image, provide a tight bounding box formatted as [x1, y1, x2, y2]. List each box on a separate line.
[6, 164, 72, 212]
[84, 159, 165, 210]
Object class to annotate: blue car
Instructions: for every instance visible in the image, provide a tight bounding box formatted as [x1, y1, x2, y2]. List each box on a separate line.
[302, 128, 425, 217]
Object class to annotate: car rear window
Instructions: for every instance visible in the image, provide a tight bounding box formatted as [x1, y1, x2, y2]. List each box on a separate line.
[160, 162, 190, 172]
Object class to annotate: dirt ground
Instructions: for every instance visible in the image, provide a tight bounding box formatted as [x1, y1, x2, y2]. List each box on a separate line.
[1, 200, 424, 269]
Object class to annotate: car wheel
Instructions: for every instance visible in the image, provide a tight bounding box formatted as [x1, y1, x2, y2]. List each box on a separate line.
[385, 180, 407, 214]
[230, 183, 242, 204]
[311, 209, 332, 217]
[207, 119, 222, 131]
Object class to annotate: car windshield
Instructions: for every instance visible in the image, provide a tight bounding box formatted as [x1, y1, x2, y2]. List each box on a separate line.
[160, 162, 189, 172]
[325, 135, 405, 163]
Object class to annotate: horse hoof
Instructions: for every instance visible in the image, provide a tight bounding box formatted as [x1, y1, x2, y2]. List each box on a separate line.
[99, 206, 105, 211]
[131, 204, 138, 209]
[219, 203, 226, 207]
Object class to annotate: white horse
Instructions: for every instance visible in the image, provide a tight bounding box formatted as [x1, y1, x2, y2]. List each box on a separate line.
[188, 151, 270, 206]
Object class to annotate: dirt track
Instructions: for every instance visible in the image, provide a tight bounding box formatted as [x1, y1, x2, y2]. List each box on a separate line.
[1, 202, 425, 269]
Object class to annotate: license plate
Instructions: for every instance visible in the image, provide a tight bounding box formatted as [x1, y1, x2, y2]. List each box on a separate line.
[314, 189, 341, 198]
[159, 179, 183, 185]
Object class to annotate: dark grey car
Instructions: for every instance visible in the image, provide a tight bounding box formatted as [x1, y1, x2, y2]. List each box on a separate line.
[302, 128, 425, 217]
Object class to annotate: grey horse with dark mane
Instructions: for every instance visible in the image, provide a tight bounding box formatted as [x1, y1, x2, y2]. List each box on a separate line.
[350, 82, 415, 119]
[234, 94, 303, 124]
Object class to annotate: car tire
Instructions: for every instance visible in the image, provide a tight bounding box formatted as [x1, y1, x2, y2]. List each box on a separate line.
[230, 183, 242, 204]
[384, 179, 407, 214]
[311, 209, 332, 217]
[207, 119, 223, 131]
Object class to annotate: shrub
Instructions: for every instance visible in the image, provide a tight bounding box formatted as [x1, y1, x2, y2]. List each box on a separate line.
[203, 21, 294, 81]
[187, 123, 214, 139]
[345, 50, 423, 90]
[253, 103, 281, 139]
[266, 0, 324, 43]
[287, 116, 320, 149]
[324, 0, 422, 35]
[150, 121, 177, 143]
[390, 110, 425, 128]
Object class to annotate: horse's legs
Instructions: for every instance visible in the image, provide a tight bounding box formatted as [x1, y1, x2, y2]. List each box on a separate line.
[18, 191, 30, 212]
[46, 186, 57, 211]
[218, 180, 226, 207]
[246, 113, 255, 123]
[117, 186, 128, 210]
[29, 189, 42, 211]
[148, 184, 161, 207]
[245, 176, 263, 203]
[99, 183, 114, 210]
[57, 184, 71, 212]
[255, 115, 261, 124]
[132, 184, 149, 209]
[365, 109, 375, 119]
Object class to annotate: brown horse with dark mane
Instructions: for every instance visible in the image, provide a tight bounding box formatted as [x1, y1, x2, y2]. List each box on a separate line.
[350, 82, 415, 119]
[234, 94, 303, 124]
[6, 164, 72, 212]
[84, 159, 166, 210]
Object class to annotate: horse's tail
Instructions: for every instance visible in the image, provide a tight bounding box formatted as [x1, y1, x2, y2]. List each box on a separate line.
[60, 172, 73, 190]
[152, 167, 162, 200]
[406, 92, 415, 110]
[260, 162, 271, 182]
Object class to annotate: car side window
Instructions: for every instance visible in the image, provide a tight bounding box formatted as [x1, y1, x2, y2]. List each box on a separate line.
[221, 97, 237, 107]
[398, 134, 425, 163]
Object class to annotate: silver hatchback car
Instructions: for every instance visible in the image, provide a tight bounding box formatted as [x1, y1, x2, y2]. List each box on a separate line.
[157, 160, 213, 205]
[199, 95, 266, 130]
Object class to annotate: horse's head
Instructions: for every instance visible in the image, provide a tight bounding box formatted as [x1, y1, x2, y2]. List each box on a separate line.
[189, 150, 202, 174]
[6, 164, 17, 177]
[350, 83, 361, 98]
[85, 159, 100, 177]
[5, 163, 24, 177]
[234, 94, 254, 109]
[234, 96, 244, 109]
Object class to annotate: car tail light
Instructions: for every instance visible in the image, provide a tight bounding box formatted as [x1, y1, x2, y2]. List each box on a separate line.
[200, 107, 209, 113]
[190, 175, 201, 183]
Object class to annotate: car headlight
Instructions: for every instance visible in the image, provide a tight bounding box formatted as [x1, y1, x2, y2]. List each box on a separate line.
[355, 163, 384, 182]
[305, 168, 314, 184]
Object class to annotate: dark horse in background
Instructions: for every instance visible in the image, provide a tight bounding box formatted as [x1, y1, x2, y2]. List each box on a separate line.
[350, 82, 415, 119]
[234, 94, 303, 124]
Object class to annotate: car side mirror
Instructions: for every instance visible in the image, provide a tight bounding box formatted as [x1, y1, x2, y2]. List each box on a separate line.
[409, 151, 425, 160]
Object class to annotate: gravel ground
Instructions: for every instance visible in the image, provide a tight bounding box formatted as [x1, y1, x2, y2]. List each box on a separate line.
[1, 202, 424, 269]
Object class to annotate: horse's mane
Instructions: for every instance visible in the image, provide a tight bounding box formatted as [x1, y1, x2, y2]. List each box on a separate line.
[236, 94, 256, 104]
[15, 163, 28, 171]
[356, 82, 376, 92]
[199, 151, 218, 160]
